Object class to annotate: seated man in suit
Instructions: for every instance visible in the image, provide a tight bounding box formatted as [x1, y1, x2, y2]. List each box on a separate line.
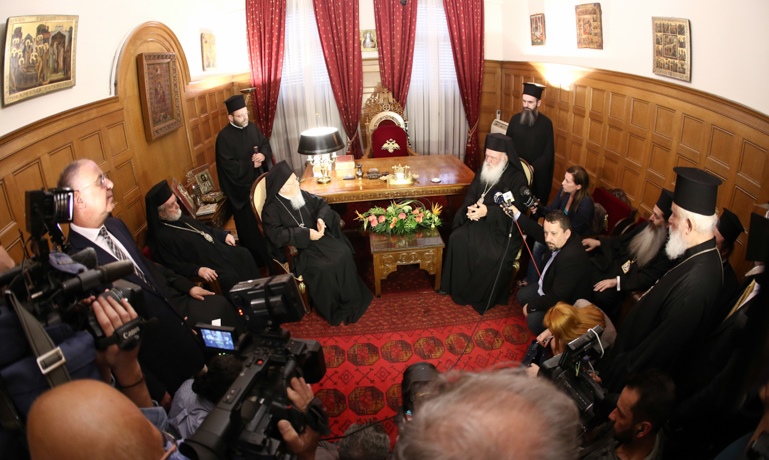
[261, 161, 372, 326]
[57, 159, 231, 399]
[144, 179, 260, 299]
[581, 188, 675, 318]
[508, 209, 594, 335]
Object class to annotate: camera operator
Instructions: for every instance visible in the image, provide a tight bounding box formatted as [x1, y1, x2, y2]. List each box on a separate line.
[580, 369, 675, 460]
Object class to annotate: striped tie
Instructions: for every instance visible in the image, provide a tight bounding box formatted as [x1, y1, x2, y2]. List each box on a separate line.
[98, 227, 149, 285]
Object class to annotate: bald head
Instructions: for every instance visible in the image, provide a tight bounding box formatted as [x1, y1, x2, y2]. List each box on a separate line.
[27, 380, 165, 460]
[58, 159, 116, 228]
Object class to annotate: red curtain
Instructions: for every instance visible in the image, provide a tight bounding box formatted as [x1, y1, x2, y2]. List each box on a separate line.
[443, 0, 484, 170]
[312, 0, 364, 158]
[246, 0, 286, 140]
[373, 0, 418, 107]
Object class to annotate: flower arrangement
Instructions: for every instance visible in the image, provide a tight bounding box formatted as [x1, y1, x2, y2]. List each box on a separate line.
[356, 200, 442, 235]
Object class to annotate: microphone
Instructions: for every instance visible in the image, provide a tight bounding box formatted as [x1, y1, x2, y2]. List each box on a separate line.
[519, 186, 540, 210]
[60, 260, 134, 296]
[493, 191, 515, 207]
[69, 247, 98, 269]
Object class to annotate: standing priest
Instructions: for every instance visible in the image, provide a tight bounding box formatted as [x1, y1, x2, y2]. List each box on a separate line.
[599, 167, 724, 393]
[439, 133, 530, 314]
[262, 161, 372, 326]
[216, 94, 272, 270]
[144, 179, 260, 298]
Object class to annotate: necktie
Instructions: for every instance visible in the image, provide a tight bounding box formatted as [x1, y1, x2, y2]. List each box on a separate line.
[723, 279, 757, 322]
[537, 250, 558, 296]
[98, 227, 149, 285]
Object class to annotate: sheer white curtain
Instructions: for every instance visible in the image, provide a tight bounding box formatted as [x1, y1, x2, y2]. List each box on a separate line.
[404, 0, 468, 159]
[270, 0, 344, 174]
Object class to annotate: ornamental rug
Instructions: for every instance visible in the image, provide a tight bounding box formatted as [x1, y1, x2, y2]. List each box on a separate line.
[283, 264, 532, 441]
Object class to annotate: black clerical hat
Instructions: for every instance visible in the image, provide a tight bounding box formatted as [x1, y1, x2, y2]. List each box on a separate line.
[266, 161, 293, 199]
[656, 188, 673, 220]
[672, 167, 722, 215]
[523, 82, 545, 99]
[146, 180, 174, 209]
[224, 95, 246, 114]
[484, 133, 523, 175]
[746, 213, 769, 262]
[718, 208, 745, 245]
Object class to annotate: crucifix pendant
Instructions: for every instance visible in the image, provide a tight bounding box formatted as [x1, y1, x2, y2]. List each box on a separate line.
[477, 193, 486, 205]
[203, 233, 214, 243]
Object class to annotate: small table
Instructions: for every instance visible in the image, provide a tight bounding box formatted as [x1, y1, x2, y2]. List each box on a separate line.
[369, 227, 445, 297]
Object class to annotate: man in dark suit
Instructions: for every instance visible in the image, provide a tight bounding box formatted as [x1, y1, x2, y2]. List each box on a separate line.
[58, 159, 207, 400]
[507, 209, 594, 335]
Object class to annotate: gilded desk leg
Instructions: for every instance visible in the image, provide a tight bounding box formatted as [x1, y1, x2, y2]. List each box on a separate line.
[373, 253, 382, 297]
[434, 248, 443, 291]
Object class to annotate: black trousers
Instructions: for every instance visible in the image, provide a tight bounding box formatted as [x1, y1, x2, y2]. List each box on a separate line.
[231, 203, 272, 272]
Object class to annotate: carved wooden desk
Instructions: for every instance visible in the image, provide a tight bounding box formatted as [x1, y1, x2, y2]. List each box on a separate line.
[300, 155, 475, 204]
[369, 228, 445, 297]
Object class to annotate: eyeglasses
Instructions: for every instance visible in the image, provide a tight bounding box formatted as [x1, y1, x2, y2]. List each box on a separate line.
[76, 173, 109, 192]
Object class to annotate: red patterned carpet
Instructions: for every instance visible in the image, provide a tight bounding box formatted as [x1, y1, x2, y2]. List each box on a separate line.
[283, 263, 533, 439]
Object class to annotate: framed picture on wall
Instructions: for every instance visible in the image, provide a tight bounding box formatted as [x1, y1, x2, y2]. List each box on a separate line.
[652, 17, 691, 82]
[2, 15, 78, 106]
[201, 32, 216, 71]
[136, 52, 183, 142]
[360, 29, 377, 52]
[530, 14, 546, 46]
[575, 3, 603, 50]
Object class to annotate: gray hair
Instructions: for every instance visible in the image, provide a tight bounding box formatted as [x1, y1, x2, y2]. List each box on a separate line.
[677, 206, 718, 235]
[57, 159, 91, 189]
[339, 423, 391, 460]
[394, 368, 580, 460]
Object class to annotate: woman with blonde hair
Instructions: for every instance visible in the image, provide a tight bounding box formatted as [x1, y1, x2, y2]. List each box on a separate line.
[541, 301, 611, 354]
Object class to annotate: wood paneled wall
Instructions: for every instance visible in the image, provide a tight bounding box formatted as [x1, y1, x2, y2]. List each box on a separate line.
[481, 61, 769, 276]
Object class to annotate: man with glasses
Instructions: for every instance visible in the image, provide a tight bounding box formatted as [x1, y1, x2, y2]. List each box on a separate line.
[58, 159, 206, 402]
[216, 94, 273, 272]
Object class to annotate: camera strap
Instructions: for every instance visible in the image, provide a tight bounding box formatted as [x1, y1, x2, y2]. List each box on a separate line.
[0, 292, 72, 431]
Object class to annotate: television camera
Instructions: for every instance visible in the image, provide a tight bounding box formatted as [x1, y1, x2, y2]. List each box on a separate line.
[181, 274, 326, 460]
[2, 189, 142, 351]
[524, 326, 608, 432]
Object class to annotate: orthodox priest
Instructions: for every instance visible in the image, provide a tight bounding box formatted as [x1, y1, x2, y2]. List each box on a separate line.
[599, 167, 724, 393]
[505, 82, 555, 204]
[439, 133, 530, 314]
[216, 94, 272, 270]
[144, 180, 260, 298]
[262, 161, 372, 326]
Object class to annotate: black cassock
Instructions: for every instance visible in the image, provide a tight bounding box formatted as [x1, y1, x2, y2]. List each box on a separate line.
[506, 113, 555, 204]
[149, 215, 260, 296]
[440, 164, 528, 313]
[262, 192, 372, 326]
[599, 239, 724, 392]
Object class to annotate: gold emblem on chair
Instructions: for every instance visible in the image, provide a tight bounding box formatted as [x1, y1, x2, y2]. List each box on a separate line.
[382, 139, 401, 153]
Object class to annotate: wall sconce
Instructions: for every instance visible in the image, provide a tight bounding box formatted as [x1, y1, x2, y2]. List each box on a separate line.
[298, 127, 345, 184]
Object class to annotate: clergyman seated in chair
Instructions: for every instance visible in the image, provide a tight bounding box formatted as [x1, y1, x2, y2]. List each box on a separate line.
[262, 161, 372, 326]
[145, 179, 261, 299]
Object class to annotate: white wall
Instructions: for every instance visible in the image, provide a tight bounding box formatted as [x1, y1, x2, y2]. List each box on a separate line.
[0, 0, 249, 138]
[490, 0, 769, 116]
[2, 0, 767, 139]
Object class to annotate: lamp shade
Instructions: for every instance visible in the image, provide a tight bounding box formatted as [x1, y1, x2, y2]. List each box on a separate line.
[297, 127, 345, 155]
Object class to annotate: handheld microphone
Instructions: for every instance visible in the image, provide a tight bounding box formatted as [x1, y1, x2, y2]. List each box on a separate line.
[519, 186, 539, 209]
[493, 191, 515, 207]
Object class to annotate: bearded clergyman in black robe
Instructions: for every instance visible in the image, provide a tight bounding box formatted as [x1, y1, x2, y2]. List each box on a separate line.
[505, 82, 555, 204]
[262, 161, 372, 326]
[599, 167, 725, 393]
[144, 180, 260, 299]
[439, 133, 530, 314]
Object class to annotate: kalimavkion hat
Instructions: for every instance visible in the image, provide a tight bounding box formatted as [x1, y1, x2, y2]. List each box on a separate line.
[224, 94, 246, 114]
[265, 160, 294, 200]
[672, 167, 722, 216]
[522, 82, 545, 99]
[717, 208, 745, 245]
[656, 188, 674, 221]
[146, 180, 174, 209]
[746, 213, 769, 262]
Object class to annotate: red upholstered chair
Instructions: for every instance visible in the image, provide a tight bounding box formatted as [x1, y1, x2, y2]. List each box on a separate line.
[591, 187, 637, 235]
[369, 123, 413, 158]
[361, 83, 417, 157]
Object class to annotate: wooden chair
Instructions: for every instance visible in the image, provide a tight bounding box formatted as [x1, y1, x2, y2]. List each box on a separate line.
[250, 172, 311, 313]
[362, 84, 416, 158]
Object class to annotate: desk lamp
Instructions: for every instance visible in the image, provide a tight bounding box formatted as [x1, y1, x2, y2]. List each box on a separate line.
[298, 127, 345, 184]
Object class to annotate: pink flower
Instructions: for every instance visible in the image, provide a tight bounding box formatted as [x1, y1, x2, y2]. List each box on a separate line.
[419, 212, 424, 219]
[412, 209, 420, 215]
[368, 216, 378, 225]
[378, 215, 386, 223]
[416, 215, 423, 223]
[398, 212, 407, 220]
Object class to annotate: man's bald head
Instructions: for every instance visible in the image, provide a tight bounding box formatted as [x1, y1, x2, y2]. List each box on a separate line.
[27, 380, 165, 460]
[58, 159, 115, 228]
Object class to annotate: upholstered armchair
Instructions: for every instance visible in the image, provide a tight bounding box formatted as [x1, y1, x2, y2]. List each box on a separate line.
[361, 84, 416, 158]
